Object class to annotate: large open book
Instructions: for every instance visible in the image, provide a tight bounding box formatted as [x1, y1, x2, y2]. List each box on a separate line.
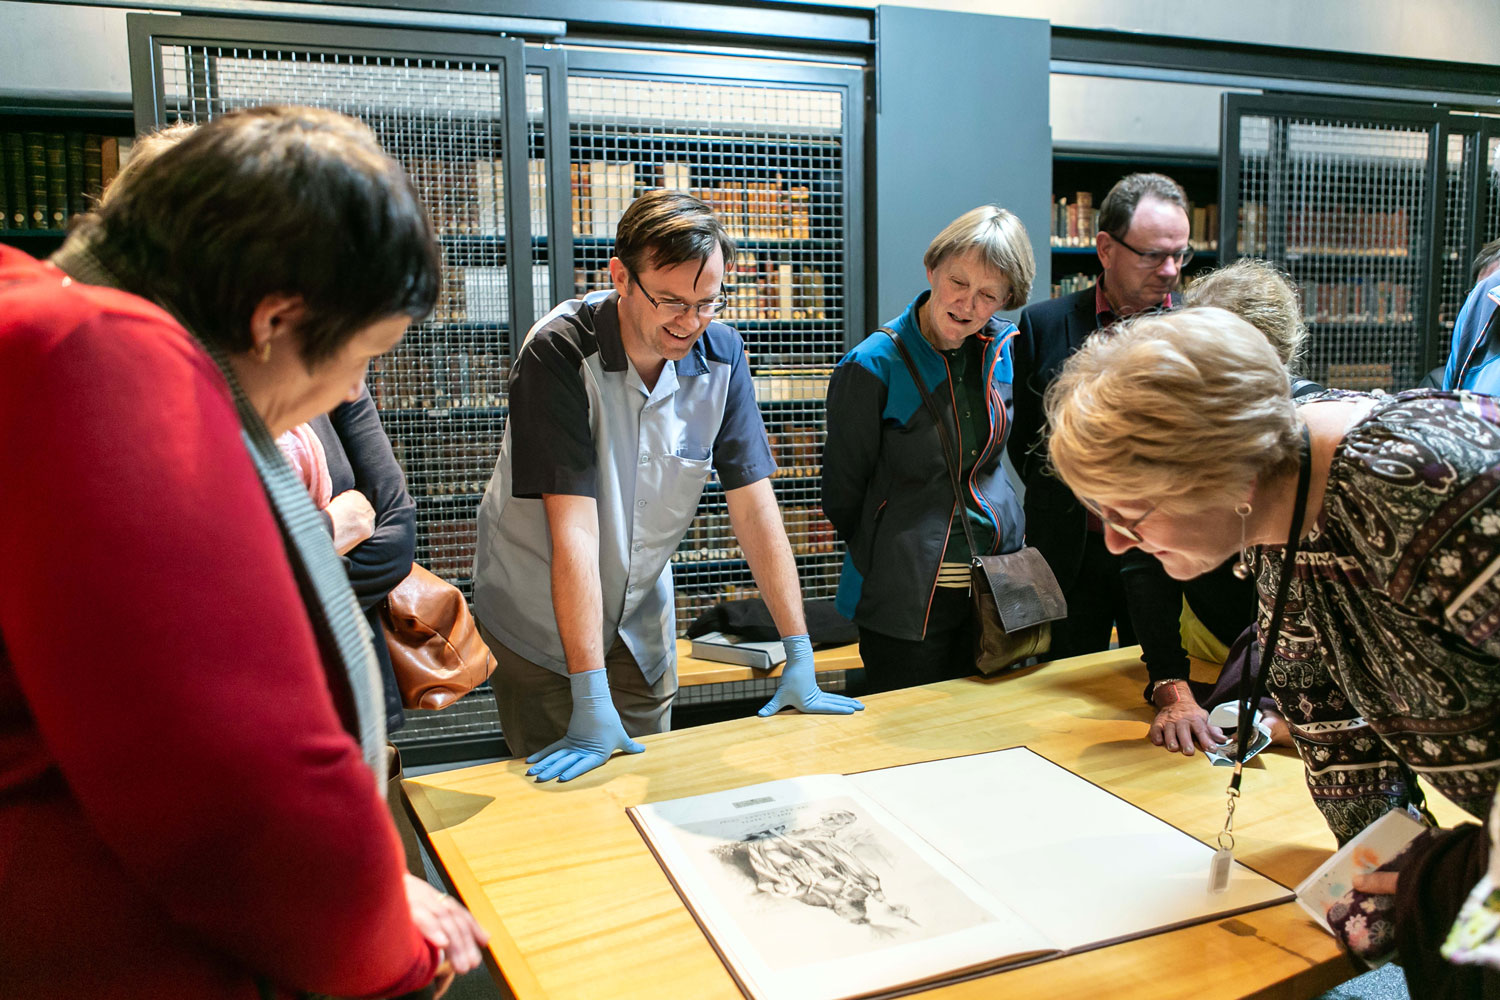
[628, 747, 1292, 1000]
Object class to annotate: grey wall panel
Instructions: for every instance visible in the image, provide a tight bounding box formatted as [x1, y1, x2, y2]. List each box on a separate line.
[873, 5, 1051, 324]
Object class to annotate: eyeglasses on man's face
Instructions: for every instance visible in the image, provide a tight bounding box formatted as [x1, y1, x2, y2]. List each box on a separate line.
[1079, 496, 1157, 544]
[629, 268, 727, 318]
[1112, 234, 1194, 270]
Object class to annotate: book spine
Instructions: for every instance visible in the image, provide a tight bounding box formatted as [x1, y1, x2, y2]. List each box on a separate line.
[83, 134, 103, 207]
[3, 134, 25, 230]
[66, 131, 86, 219]
[24, 132, 47, 230]
[45, 132, 67, 229]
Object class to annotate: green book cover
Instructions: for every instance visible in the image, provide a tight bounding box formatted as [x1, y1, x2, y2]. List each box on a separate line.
[66, 131, 86, 219]
[24, 132, 47, 230]
[44, 132, 67, 229]
[3, 134, 25, 230]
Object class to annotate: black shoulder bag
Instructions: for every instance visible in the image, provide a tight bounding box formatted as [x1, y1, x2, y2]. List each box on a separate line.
[884, 328, 1066, 674]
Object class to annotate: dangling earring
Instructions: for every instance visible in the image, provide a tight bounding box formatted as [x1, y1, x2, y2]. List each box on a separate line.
[256, 341, 272, 364]
[1232, 501, 1254, 580]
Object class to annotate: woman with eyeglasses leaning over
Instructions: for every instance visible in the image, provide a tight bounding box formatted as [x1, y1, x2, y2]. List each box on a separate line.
[821, 206, 1034, 692]
[1046, 304, 1500, 996]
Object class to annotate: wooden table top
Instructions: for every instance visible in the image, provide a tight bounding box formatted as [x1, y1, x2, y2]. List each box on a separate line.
[406, 646, 1469, 1000]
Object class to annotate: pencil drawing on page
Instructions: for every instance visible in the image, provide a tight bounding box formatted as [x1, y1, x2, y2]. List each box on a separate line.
[673, 795, 997, 970]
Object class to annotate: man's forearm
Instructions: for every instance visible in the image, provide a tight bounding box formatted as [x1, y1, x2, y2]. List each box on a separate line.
[727, 477, 807, 637]
[543, 494, 606, 674]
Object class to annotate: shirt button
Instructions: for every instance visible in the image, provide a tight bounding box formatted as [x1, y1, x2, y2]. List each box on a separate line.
[633, 542, 643, 551]
[639, 454, 650, 465]
[970, 448, 978, 456]
[637, 499, 648, 508]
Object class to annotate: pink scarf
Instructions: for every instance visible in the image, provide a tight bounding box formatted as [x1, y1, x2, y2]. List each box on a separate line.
[275, 423, 333, 510]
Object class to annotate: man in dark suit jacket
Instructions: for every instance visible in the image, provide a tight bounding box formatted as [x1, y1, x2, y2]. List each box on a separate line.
[1009, 173, 1193, 660]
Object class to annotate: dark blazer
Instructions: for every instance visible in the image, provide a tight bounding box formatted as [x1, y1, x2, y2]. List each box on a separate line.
[1007, 287, 1099, 591]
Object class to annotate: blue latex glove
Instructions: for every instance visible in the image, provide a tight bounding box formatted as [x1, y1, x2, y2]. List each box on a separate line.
[526, 669, 645, 782]
[757, 634, 865, 717]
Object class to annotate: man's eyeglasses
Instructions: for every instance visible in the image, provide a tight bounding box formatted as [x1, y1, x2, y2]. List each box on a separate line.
[1112, 234, 1194, 270]
[1079, 496, 1157, 544]
[629, 269, 727, 318]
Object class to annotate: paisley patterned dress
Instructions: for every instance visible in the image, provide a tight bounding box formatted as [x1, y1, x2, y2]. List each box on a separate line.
[1257, 389, 1500, 843]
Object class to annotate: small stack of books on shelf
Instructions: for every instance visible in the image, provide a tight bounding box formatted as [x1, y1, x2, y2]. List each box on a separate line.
[0, 130, 129, 233]
[568, 160, 815, 242]
[1049, 191, 1096, 247]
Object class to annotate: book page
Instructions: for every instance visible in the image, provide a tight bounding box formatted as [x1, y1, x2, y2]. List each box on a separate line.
[631, 774, 1056, 1000]
[849, 748, 1293, 953]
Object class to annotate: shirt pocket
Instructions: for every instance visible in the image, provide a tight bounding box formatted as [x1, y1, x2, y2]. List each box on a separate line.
[639, 452, 715, 549]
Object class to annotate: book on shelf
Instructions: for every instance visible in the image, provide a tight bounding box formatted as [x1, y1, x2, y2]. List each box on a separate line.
[629, 747, 1292, 1000]
[752, 369, 831, 404]
[473, 158, 504, 237]
[689, 631, 787, 671]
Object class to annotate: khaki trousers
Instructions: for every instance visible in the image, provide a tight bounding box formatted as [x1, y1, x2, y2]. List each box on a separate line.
[478, 621, 677, 759]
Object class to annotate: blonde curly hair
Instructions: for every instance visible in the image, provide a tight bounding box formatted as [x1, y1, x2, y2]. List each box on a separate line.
[1045, 306, 1301, 514]
[1182, 257, 1307, 375]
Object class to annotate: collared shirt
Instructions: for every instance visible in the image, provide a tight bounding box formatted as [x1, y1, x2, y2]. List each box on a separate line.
[472, 290, 776, 683]
[1094, 271, 1181, 331]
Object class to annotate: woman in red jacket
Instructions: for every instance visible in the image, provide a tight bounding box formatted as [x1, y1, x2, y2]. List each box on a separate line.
[0, 106, 485, 999]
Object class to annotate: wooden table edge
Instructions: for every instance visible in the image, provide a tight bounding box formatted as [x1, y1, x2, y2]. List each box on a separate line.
[404, 778, 549, 1000]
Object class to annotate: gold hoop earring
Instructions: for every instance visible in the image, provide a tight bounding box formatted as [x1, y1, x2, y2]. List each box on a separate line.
[256, 341, 272, 364]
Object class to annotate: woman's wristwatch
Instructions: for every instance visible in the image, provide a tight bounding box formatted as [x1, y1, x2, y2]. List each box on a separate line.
[1151, 678, 1190, 708]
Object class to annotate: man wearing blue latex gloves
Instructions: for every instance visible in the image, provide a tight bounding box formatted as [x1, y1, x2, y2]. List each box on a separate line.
[474, 190, 862, 784]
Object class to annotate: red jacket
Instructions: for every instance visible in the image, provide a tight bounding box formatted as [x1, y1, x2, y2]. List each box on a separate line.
[0, 246, 439, 998]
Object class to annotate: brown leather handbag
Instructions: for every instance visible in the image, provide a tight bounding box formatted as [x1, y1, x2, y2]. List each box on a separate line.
[380, 563, 497, 710]
[885, 329, 1066, 675]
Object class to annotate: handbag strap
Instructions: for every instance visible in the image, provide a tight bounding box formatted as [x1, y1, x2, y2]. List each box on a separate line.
[881, 326, 983, 560]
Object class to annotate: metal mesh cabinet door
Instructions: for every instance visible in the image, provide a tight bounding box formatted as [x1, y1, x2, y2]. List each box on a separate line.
[561, 50, 863, 638]
[1221, 95, 1447, 391]
[1487, 129, 1500, 247]
[128, 15, 530, 603]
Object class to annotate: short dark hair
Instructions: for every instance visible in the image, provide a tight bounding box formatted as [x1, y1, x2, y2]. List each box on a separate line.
[1473, 238, 1500, 285]
[80, 105, 439, 365]
[1097, 172, 1190, 241]
[614, 189, 735, 281]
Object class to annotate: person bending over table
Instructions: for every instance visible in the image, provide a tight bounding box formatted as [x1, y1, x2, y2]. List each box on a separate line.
[473, 189, 861, 784]
[1045, 305, 1500, 996]
[821, 205, 1033, 692]
[1, 105, 486, 999]
[1125, 257, 1321, 756]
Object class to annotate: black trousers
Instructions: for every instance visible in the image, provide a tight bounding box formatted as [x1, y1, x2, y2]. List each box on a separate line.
[1045, 530, 1136, 661]
[857, 587, 977, 694]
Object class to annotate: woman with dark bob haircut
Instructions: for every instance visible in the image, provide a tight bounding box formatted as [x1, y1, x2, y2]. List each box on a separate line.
[0, 105, 486, 999]
[1047, 306, 1500, 997]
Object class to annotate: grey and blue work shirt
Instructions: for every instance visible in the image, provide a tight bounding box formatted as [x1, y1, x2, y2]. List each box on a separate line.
[472, 290, 777, 683]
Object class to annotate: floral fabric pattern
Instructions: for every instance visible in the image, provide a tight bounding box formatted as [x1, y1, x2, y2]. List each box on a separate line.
[1256, 390, 1500, 845]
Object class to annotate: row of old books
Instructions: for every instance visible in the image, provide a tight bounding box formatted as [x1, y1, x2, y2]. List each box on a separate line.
[0, 132, 129, 232]
[572, 258, 832, 324]
[1050, 190, 1218, 250]
[673, 504, 836, 564]
[408, 157, 548, 238]
[1237, 204, 1412, 256]
[369, 346, 510, 412]
[429, 262, 552, 325]
[1295, 279, 1413, 325]
[385, 432, 501, 499]
[1049, 272, 1095, 299]
[767, 425, 823, 476]
[570, 159, 815, 241]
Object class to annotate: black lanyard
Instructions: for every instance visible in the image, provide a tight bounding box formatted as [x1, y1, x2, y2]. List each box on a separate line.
[1231, 423, 1312, 791]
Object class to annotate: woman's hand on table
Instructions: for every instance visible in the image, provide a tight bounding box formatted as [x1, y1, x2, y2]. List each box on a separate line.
[404, 872, 490, 995]
[1148, 681, 1224, 756]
